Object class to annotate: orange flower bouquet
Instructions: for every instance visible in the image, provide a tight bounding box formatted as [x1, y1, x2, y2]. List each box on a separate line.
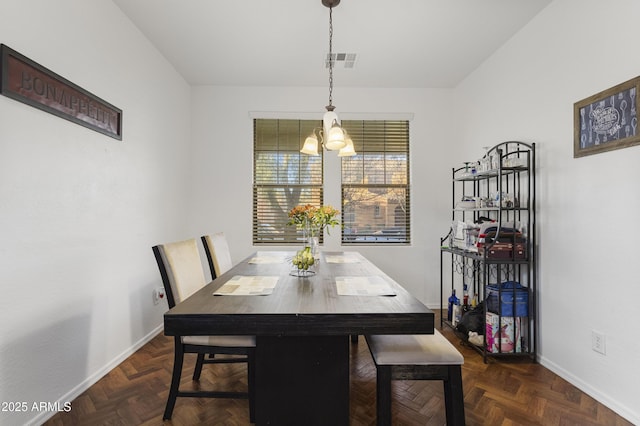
[287, 204, 340, 237]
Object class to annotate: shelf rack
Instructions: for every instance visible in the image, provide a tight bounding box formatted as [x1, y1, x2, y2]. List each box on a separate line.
[439, 141, 536, 362]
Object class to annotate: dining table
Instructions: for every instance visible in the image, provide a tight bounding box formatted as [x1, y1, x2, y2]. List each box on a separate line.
[163, 250, 434, 425]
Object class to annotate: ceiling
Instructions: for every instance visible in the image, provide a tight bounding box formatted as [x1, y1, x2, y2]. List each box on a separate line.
[112, 0, 552, 89]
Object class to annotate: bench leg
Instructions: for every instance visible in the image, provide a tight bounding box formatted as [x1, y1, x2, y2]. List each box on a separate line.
[376, 366, 392, 426]
[443, 365, 465, 426]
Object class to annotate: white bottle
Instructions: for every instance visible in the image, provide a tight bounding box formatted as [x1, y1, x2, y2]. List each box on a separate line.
[452, 303, 462, 326]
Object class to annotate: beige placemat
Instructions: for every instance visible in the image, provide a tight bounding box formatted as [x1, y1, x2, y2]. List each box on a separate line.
[325, 254, 360, 264]
[213, 275, 279, 296]
[247, 253, 286, 264]
[335, 276, 396, 296]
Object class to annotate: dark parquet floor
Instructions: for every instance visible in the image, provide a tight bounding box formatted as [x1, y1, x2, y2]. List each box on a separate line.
[45, 312, 633, 426]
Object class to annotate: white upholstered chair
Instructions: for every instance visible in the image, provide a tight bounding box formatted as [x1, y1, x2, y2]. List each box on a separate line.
[152, 238, 255, 421]
[365, 329, 465, 426]
[201, 232, 233, 279]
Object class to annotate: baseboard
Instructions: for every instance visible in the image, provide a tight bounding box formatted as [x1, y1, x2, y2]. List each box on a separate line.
[538, 355, 639, 425]
[27, 323, 164, 426]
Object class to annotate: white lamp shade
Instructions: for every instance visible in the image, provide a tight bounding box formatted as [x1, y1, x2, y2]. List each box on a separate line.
[301, 135, 319, 155]
[323, 110, 340, 136]
[325, 122, 346, 150]
[338, 136, 356, 157]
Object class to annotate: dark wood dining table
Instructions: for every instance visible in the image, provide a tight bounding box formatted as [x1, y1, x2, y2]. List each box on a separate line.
[163, 251, 434, 425]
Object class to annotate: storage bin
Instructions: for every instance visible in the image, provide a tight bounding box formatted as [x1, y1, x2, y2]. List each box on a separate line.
[487, 281, 528, 317]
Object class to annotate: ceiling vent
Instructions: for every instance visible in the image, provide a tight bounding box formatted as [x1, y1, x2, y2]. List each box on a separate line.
[326, 53, 357, 69]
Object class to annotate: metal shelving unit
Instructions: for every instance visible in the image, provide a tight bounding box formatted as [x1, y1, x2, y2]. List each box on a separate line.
[439, 141, 536, 362]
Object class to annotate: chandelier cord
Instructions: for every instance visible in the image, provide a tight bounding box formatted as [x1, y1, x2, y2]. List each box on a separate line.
[328, 5, 333, 108]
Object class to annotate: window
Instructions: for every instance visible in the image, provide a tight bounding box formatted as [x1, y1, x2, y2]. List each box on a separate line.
[253, 119, 323, 244]
[253, 118, 410, 245]
[341, 120, 410, 244]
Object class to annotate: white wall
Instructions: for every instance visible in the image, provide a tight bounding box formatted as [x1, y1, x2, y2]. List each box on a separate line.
[0, 1, 191, 424]
[188, 86, 453, 303]
[453, 0, 639, 423]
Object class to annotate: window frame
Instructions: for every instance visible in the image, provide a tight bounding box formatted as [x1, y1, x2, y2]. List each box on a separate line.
[252, 119, 324, 245]
[340, 120, 411, 245]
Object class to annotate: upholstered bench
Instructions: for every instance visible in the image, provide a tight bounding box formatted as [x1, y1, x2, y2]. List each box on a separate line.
[365, 330, 466, 426]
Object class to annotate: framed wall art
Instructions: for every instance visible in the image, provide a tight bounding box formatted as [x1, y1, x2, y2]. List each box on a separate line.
[574, 75, 639, 158]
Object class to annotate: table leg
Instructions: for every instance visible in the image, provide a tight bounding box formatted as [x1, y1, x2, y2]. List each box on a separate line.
[255, 335, 349, 425]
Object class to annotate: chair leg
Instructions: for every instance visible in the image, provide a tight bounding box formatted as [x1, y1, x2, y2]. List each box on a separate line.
[248, 351, 256, 423]
[164, 337, 185, 420]
[351, 334, 359, 343]
[376, 366, 392, 426]
[443, 365, 466, 426]
[193, 353, 205, 381]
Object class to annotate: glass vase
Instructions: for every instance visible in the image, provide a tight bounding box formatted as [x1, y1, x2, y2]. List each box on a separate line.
[302, 224, 321, 261]
[307, 236, 319, 260]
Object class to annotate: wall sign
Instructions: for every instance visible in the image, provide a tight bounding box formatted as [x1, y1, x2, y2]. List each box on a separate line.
[574, 76, 639, 158]
[0, 44, 122, 140]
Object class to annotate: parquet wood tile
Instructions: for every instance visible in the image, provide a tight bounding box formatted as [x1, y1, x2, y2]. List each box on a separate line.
[45, 312, 633, 426]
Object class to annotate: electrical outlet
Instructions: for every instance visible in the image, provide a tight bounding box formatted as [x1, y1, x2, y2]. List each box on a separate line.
[153, 287, 165, 305]
[591, 330, 606, 355]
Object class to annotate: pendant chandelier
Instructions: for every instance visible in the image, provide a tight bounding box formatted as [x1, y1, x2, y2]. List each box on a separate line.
[300, 0, 356, 157]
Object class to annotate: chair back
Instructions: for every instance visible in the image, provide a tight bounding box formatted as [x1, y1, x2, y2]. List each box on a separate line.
[201, 233, 233, 279]
[153, 239, 207, 308]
